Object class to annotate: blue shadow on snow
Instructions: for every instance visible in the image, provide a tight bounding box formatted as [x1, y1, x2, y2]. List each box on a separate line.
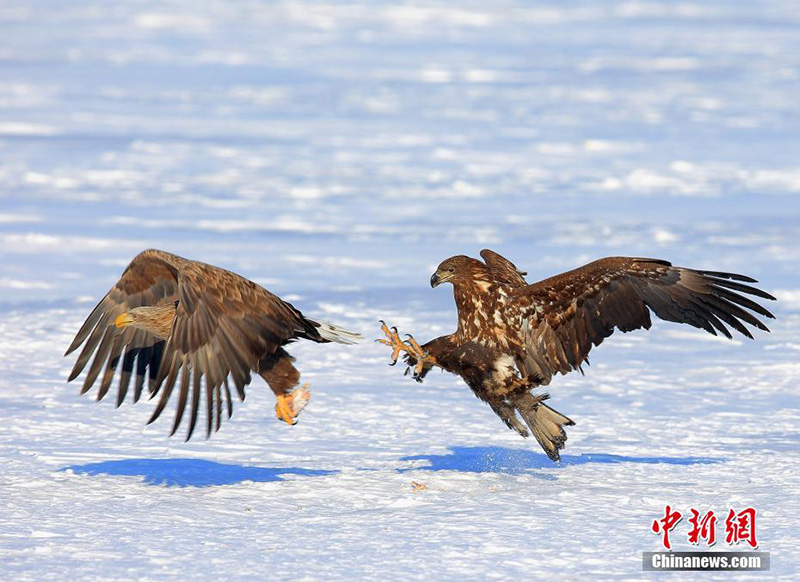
[399, 446, 723, 474]
[64, 458, 336, 487]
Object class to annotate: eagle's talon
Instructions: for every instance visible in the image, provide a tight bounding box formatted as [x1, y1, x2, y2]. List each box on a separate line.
[378, 320, 412, 364]
[378, 322, 437, 378]
[275, 382, 310, 425]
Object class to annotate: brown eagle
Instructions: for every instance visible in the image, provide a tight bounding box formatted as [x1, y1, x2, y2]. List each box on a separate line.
[66, 249, 361, 440]
[379, 250, 776, 462]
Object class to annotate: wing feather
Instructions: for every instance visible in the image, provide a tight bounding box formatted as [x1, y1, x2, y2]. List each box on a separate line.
[147, 342, 165, 396]
[712, 285, 775, 319]
[133, 346, 150, 402]
[83, 326, 114, 395]
[116, 343, 136, 406]
[97, 332, 127, 400]
[222, 377, 233, 419]
[149, 350, 181, 425]
[480, 249, 528, 287]
[69, 316, 113, 382]
[170, 358, 191, 437]
[694, 296, 752, 338]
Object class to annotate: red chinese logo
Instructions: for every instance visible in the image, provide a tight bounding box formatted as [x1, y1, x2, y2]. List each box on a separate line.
[652, 506, 758, 550]
[651, 505, 683, 550]
[725, 507, 758, 549]
[688, 509, 717, 546]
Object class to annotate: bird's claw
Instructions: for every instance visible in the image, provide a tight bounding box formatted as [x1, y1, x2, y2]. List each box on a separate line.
[377, 321, 406, 365]
[377, 320, 436, 380]
[275, 382, 311, 425]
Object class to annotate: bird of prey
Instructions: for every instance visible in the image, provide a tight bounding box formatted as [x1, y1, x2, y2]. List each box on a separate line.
[379, 249, 776, 462]
[66, 249, 361, 440]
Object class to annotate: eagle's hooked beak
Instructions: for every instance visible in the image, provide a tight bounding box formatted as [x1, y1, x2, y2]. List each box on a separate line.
[431, 269, 454, 288]
[115, 312, 134, 328]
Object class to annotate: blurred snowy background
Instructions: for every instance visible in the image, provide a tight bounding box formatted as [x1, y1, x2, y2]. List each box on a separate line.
[1, 1, 799, 581]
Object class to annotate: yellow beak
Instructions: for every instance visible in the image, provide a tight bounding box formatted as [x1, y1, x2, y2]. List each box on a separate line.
[115, 313, 134, 328]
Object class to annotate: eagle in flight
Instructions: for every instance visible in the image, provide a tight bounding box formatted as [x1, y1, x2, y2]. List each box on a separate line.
[66, 249, 361, 440]
[379, 250, 776, 462]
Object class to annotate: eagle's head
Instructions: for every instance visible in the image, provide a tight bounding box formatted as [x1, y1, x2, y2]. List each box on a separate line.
[113, 302, 178, 340]
[430, 255, 486, 288]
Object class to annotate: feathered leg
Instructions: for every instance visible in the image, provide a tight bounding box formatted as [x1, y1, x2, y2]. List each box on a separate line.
[257, 348, 310, 425]
[488, 399, 529, 437]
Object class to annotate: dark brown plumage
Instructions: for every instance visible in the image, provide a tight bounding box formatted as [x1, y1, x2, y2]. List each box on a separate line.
[380, 250, 776, 462]
[66, 249, 360, 440]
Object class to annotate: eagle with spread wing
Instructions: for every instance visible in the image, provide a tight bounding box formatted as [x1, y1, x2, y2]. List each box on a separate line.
[379, 250, 776, 462]
[66, 249, 361, 440]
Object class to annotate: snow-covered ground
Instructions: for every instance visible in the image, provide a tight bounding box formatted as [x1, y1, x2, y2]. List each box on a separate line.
[1, 1, 799, 580]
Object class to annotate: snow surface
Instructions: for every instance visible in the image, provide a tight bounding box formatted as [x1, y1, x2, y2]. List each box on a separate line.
[1, 1, 800, 580]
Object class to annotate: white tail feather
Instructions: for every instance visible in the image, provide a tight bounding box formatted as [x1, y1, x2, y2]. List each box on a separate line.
[311, 320, 362, 344]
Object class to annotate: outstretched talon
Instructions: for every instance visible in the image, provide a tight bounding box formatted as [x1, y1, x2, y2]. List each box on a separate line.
[275, 382, 311, 425]
[377, 320, 406, 365]
[403, 334, 432, 378]
[376, 320, 436, 379]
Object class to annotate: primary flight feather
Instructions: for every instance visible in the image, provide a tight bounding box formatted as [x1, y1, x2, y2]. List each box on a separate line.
[379, 251, 776, 462]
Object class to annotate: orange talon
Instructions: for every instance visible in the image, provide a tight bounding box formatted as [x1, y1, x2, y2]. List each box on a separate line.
[275, 382, 311, 425]
[377, 320, 406, 364]
[376, 321, 436, 376]
[404, 334, 431, 376]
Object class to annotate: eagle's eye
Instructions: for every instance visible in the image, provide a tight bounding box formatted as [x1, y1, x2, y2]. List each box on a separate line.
[448, 267, 455, 273]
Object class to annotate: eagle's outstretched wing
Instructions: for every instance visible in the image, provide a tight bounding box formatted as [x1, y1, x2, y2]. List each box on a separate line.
[66, 249, 321, 439]
[509, 257, 776, 385]
[480, 249, 528, 287]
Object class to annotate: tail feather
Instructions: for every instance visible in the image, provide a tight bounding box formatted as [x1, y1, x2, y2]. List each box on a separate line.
[309, 319, 362, 345]
[516, 394, 575, 462]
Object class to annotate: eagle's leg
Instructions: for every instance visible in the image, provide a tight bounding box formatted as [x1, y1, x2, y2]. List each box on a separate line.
[504, 373, 544, 395]
[377, 321, 436, 375]
[488, 399, 529, 437]
[257, 348, 310, 425]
